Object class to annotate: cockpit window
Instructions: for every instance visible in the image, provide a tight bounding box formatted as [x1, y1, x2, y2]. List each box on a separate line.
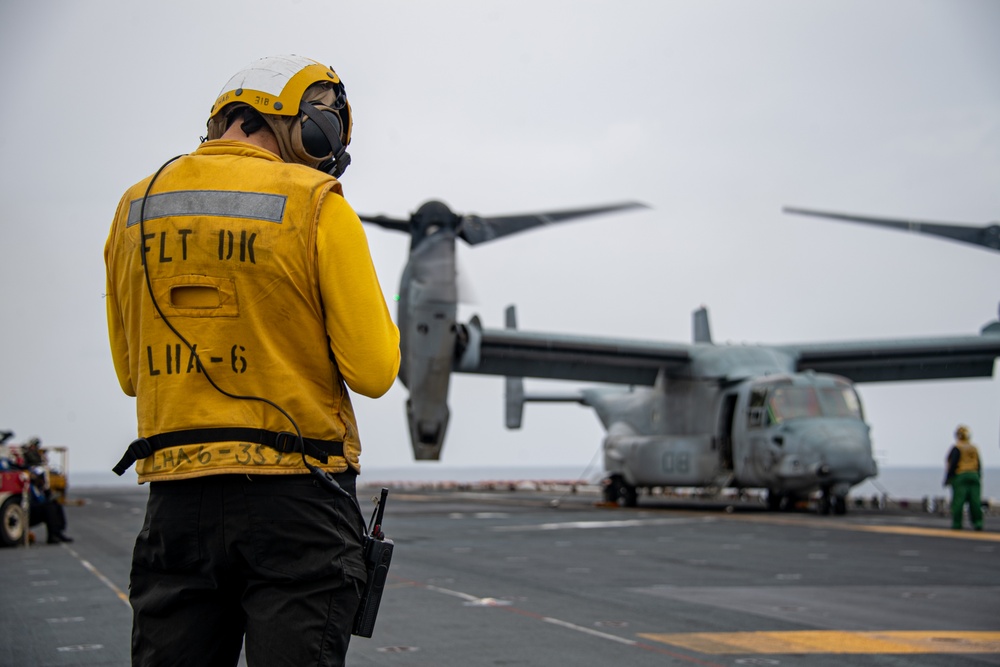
[749, 382, 864, 427]
[817, 386, 863, 420]
[767, 386, 820, 424]
[747, 387, 769, 427]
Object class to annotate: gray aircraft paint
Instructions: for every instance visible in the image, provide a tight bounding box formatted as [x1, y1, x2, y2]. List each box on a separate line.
[363, 201, 1000, 513]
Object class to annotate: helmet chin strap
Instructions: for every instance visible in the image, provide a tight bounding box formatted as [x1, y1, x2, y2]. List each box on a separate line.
[299, 102, 351, 178]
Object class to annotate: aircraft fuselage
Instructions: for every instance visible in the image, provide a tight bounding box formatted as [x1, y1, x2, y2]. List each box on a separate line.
[595, 371, 877, 511]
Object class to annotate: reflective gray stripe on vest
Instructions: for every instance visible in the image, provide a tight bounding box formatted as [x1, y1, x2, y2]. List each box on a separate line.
[127, 190, 287, 227]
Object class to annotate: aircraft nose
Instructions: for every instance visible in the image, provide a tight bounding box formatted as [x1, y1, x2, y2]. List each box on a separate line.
[799, 421, 876, 481]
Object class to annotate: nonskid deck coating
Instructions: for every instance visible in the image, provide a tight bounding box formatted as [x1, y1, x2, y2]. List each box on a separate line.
[2, 485, 997, 666]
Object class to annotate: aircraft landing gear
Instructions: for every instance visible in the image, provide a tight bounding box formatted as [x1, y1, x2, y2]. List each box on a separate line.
[603, 475, 638, 507]
[603, 475, 622, 504]
[622, 484, 638, 508]
[766, 489, 784, 511]
[819, 487, 848, 515]
[766, 490, 803, 512]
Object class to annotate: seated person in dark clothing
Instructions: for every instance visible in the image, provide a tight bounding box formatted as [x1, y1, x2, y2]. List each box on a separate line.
[28, 469, 72, 544]
[22, 438, 45, 467]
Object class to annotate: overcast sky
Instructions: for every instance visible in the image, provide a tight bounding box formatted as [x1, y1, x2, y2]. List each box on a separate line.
[1, 1, 998, 482]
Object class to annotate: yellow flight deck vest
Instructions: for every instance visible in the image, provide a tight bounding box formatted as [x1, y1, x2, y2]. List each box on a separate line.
[105, 141, 400, 483]
[953, 441, 981, 476]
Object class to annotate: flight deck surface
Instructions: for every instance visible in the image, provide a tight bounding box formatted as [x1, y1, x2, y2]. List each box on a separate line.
[2, 484, 998, 666]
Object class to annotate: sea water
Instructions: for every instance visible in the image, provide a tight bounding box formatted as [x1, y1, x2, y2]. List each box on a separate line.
[71, 465, 999, 502]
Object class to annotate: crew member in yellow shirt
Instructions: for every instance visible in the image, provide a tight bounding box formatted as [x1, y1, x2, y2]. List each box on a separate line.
[105, 55, 400, 667]
[944, 425, 983, 531]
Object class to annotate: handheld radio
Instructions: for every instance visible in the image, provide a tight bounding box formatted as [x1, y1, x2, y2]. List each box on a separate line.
[352, 487, 393, 637]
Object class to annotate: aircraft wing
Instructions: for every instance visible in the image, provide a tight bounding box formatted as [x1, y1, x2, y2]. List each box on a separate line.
[453, 312, 1000, 386]
[782, 326, 1000, 383]
[456, 321, 692, 385]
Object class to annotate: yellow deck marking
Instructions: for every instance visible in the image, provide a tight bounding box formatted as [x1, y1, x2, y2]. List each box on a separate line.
[711, 512, 1000, 542]
[848, 524, 1000, 541]
[66, 546, 131, 608]
[639, 631, 1000, 654]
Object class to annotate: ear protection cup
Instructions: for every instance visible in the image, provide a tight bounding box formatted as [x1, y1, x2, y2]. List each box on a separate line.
[298, 102, 351, 178]
[301, 108, 342, 158]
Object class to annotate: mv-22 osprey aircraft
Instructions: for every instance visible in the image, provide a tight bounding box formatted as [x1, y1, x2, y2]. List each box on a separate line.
[361, 201, 1000, 514]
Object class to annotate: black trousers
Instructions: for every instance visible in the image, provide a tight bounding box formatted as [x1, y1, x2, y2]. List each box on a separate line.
[130, 473, 366, 667]
[29, 500, 67, 541]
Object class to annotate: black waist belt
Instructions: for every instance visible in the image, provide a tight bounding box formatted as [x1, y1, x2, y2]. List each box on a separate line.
[112, 428, 344, 476]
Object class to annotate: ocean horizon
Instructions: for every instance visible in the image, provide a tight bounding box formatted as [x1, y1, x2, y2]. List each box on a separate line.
[68, 465, 998, 502]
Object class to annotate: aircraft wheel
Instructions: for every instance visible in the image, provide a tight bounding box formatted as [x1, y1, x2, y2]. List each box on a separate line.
[782, 493, 801, 512]
[603, 475, 624, 504]
[833, 495, 847, 515]
[819, 489, 832, 515]
[766, 490, 783, 512]
[1, 496, 26, 547]
[622, 485, 638, 508]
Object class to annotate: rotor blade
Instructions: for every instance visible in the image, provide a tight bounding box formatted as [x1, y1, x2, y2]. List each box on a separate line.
[783, 206, 1000, 252]
[358, 214, 411, 233]
[457, 201, 649, 246]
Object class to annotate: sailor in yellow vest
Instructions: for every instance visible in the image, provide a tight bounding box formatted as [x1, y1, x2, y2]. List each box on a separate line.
[944, 425, 983, 531]
[105, 55, 400, 666]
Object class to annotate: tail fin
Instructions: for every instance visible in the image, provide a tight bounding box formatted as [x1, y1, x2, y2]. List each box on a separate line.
[693, 306, 712, 344]
[506, 376, 525, 429]
[504, 306, 525, 429]
[502, 305, 588, 428]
